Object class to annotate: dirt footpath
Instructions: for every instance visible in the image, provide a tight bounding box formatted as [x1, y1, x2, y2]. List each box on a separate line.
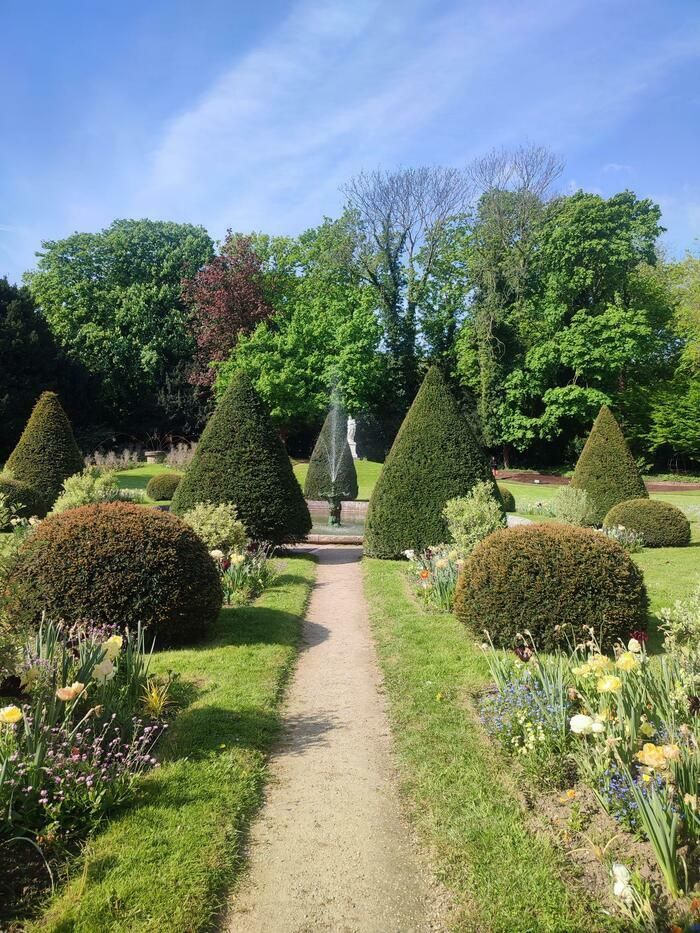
[225, 545, 446, 933]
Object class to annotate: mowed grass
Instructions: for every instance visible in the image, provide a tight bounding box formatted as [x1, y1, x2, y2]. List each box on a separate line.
[31, 556, 315, 933]
[293, 459, 382, 500]
[363, 558, 619, 933]
[114, 463, 178, 504]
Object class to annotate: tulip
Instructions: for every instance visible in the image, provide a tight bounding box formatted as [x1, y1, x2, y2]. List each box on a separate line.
[56, 681, 86, 702]
[0, 705, 22, 724]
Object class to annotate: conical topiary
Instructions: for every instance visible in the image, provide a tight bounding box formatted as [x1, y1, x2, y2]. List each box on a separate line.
[364, 366, 503, 558]
[5, 391, 83, 514]
[570, 404, 648, 525]
[304, 403, 358, 525]
[171, 371, 311, 543]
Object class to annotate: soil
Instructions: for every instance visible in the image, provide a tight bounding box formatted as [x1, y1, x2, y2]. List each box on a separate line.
[496, 470, 700, 493]
[225, 545, 448, 933]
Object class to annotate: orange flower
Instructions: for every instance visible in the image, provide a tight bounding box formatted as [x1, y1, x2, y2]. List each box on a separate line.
[420, 570, 430, 579]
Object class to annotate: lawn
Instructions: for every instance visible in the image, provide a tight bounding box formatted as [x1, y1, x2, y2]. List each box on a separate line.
[363, 558, 620, 932]
[30, 555, 315, 933]
[113, 463, 177, 503]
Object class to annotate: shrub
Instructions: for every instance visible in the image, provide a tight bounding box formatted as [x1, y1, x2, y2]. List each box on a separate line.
[5, 391, 84, 514]
[304, 402, 358, 522]
[454, 523, 648, 651]
[603, 498, 691, 548]
[365, 367, 502, 558]
[552, 485, 595, 526]
[659, 586, 700, 696]
[146, 472, 182, 501]
[570, 405, 647, 524]
[497, 484, 515, 512]
[12, 502, 222, 645]
[0, 476, 44, 528]
[444, 481, 506, 556]
[181, 501, 248, 552]
[52, 468, 141, 513]
[172, 371, 311, 543]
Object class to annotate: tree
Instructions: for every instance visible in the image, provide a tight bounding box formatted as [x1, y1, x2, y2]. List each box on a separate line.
[171, 370, 311, 543]
[0, 279, 65, 460]
[5, 391, 84, 513]
[26, 219, 214, 422]
[570, 405, 648, 525]
[304, 402, 358, 524]
[215, 217, 384, 435]
[364, 366, 501, 558]
[343, 167, 472, 420]
[182, 233, 275, 386]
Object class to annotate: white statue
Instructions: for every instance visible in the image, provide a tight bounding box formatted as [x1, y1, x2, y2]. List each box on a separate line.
[347, 416, 358, 459]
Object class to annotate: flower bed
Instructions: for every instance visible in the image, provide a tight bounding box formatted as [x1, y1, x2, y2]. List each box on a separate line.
[479, 597, 700, 928]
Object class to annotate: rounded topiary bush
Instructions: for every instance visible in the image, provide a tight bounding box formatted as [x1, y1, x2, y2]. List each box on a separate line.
[454, 523, 648, 651]
[0, 477, 44, 528]
[146, 471, 182, 501]
[5, 391, 84, 514]
[604, 498, 691, 548]
[497, 483, 515, 512]
[12, 502, 222, 645]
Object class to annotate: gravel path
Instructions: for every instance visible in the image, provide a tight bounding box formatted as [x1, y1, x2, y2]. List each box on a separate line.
[225, 545, 445, 933]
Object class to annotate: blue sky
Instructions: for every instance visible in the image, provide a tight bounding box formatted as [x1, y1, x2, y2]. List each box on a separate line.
[2, 0, 699, 284]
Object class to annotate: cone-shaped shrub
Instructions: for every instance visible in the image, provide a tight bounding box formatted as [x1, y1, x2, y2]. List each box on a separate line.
[5, 391, 83, 514]
[365, 366, 502, 558]
[304, 404, 358, 519]
[171, 371, 311, 543]
[570, 405, 647, 525]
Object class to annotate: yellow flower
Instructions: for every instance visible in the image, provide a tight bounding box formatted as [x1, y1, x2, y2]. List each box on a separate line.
[596, 675, 622, 694]
[448, 550, 458, 562]
[636, 742, 668, 770]
[588, 654, 613, 673]
[19, 666, 40, 692]
[684, 793, 698, 811]
[56, 681, 86, 702]
[103, 635, 123, 661]
[662, 743, 680, 762]
[230, 553, 245, 565]
[92, 658, 116, 685]
[435, 558, 448, 570]
[616, 652, 639, 672]
[571, 664, 590, 678]
[639, 720, 655, 738]
[0, 705, 22, 724]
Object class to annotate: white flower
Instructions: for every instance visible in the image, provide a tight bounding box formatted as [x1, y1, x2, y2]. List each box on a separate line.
[92, 658, 115, 684]
[209, 549, 224, 560]
[402, 549, 415, 560]
[569, 714, 594, 735]
[627, 637, 642, 653]
[590, 719, 605, 734]
[103, 635, 123, 660]
[611, 863, 634, 903]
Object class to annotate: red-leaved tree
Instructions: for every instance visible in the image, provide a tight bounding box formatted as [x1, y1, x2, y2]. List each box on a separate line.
[182, 233, 273, 386]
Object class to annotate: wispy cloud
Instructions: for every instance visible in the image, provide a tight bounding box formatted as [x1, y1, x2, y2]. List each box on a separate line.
[603, 162, 633, 173]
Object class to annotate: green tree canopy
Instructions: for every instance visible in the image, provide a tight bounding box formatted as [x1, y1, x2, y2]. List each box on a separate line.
[26, 219, 213, 420]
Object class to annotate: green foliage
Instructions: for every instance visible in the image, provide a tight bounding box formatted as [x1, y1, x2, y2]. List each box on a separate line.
[146, 472, 182, 501]
[570, 405, 647, 524]
[12, 503, 222, 645]
[5, 391, 84, 514]
[443, 482, 506, 556]
[303, 404, 358, 503]
[181, 501, 248, 552]
[0, 476, 44, 528]
[26, 219, 213, 417]
[215, 217, 384, 428]
[365, 367, 501, 558]
[604, 498, 691, 548]
[454, 523, 648, 651]
[51, 467, 141, 513]
[172, 371, 311, 543]
[648, 375, 700, 463]
[552, 485, 595, 526]
[496, 483, 515, 512]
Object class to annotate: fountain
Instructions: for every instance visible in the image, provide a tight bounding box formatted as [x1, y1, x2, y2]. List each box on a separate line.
[304, 400, 359, 526]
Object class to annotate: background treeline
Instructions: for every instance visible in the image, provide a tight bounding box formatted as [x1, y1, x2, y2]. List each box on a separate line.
[1, 145, 698, 469]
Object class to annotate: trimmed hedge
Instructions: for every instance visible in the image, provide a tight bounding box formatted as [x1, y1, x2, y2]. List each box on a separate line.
[12, 502, 222, 645]
[571, 405, 647, 525]
[5, 391, 83, 514]
[172, 371, 311, 543]
[497, 483, 515, 512]
[304, 404, 358, 503]
[146, 472, 182, 501]
[454, 523, 648, 651]
[604, 498, 691, 548]
[365, 367, 502, 558]
[0, 477, 44, 528]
